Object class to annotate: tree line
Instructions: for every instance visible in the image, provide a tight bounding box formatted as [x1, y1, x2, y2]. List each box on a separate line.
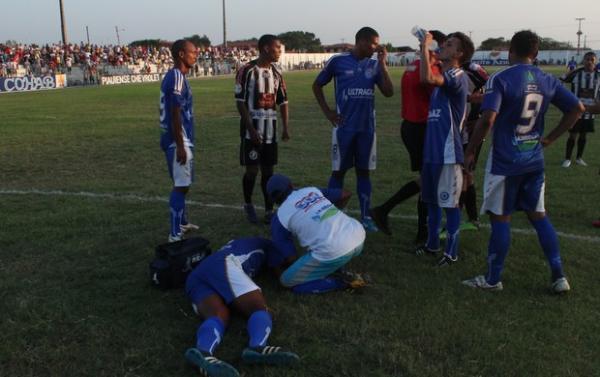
[129, 32, 580, 52]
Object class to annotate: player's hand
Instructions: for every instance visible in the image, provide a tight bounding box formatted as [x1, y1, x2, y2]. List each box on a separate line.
[376, 46, 388, 65]
[335, 189, 352, 209]
[422, 32, 433, 48]
[541, 137, 551, 148]
[249, 128, 262, 146]
[176, 146, 187, 165]
[281, 128, 290, 142]
[325, 109, 343, 127]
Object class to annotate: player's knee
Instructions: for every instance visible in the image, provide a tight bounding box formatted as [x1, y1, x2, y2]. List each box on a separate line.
[245, 166, 259, 176]
[356, 169, 369, 178]
[526, 211, 546, 222]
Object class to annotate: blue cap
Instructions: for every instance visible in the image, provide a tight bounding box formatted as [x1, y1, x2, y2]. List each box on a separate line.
[266, 174, 292, 201]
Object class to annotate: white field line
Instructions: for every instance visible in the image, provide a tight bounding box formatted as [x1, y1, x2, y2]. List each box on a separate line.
[2, 188, 600, 244]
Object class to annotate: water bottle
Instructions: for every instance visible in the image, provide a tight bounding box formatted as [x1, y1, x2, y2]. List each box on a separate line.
[411, 26, 438, 51]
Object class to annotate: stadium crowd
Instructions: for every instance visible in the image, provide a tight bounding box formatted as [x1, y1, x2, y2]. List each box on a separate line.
[0, 42, 258, 79]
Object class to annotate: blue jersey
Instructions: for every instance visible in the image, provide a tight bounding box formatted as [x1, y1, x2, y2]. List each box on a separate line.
[482, 64, 580, 175]
[315, 53, 383, 132]
[190, 237, 280, 281]
[159, 68, 194, 150]
[423, 67, 469, 164]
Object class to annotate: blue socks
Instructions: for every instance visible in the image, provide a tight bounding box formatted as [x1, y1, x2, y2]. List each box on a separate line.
[248, 310, 273, 348]
[357, 176, 372, 220]
[196, 317, 225, 355]
[328, 175, 343, 190]
[426, 204, 442, 250]
[531, 217, 564, 281]
[444, 207, 460, 259]
[169, 189, 186, 237]
[486, 221, 511, 285]
[291, 277, 348, 294]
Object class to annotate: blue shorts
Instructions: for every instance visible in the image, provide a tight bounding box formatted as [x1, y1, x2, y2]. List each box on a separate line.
[165, 145, 194, 187]
[421, 163, 463, 208]
[279, 243, 364, 287]
[331, 128, 376, 171]
[185, 253, 260, 305]
[481, 169, 545, 215]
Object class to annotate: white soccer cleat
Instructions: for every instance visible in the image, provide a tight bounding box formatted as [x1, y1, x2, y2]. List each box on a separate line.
[168, 233, 183, 243]
[180, 222, 199, 234]
[575, 158, 588, 166]
[552, 277, 571, 294]
[462, 275, 503, 291]
[561, 159, 571, 168]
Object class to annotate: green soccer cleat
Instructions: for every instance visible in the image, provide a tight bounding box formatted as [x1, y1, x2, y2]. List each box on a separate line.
[241, 346, 300, 366]
[184, 348, 239, 377]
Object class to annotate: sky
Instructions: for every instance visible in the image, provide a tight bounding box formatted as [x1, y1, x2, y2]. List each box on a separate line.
[2, 0, 600, 49]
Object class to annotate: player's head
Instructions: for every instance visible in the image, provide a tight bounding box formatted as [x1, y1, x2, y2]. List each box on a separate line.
[439, 32, 474, 66]
[258, 34, 283, 62]
[509, 30, 539, 62]
[583, 51, 597, 71]
[267, 174, 293, 205]
[354, 27, 379, 58]
[171, 39, 197, 69]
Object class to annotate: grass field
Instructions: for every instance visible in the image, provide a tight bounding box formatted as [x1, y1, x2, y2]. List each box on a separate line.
[1, 67, 600, 377]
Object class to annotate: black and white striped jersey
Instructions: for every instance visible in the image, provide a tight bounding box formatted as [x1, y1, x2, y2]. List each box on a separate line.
[564, 68, 600, 119]
[235, 60, 288, 144]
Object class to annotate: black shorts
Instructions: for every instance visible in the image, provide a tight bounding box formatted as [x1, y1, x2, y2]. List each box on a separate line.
[240, 138, 278, 166]
[401, 120, 427, 172]
[569, 118, 595, 133]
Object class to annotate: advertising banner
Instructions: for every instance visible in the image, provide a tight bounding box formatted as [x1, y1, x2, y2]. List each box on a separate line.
[100, 73, 161, 85]
[0, 75, 64, 93]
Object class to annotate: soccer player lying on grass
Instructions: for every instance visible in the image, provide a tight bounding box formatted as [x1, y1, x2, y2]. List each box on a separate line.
[184, 237, 299, 377]
[462, 30, 584, 293]
[266, 174, 368, 294]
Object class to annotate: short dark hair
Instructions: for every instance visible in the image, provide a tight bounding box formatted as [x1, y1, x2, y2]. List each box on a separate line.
[355, 27, 379, 43]
[258, 34, 279, 54]
[584, 51, 597, 59]
[510, 30, 540, 58]
[171, 39, 190, 61]
[429, 30, 447, 46]
[448, 32, 474, 64]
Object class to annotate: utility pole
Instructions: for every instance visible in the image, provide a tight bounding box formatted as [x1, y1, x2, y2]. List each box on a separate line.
[575, 17, 585, 56]
[583, 34, 587, 49]
[115, 26, 121, 45]
[86, 25, 90, 45]
[222, 0, 227, 48]
[59, 0, 68, 45]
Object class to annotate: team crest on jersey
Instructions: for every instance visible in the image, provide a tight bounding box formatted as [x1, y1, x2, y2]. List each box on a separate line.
[364, 68, 375, 79]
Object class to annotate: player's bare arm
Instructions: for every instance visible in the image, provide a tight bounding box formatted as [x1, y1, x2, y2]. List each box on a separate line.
[376, 46, 394, 97]
[280, 103, 290, 141]
[541, 102, 585, 147]
[171, 105, 187, 164]
[236, 101, 262, 145]
[420, 33, 444, 87]
[312, 80, 343, 126]
[464, 109, 497, 170]
[585, 102, 600, 114]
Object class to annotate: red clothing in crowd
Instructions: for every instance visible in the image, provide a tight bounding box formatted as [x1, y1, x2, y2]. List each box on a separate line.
[401, 59, 440, 123]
